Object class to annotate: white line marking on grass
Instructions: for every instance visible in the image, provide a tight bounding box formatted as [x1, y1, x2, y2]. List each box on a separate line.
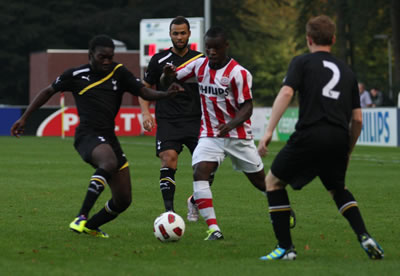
[119, 140, 154, 146]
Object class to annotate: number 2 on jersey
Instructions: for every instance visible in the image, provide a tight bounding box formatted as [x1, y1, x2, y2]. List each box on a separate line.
[322, 60, 340, 100]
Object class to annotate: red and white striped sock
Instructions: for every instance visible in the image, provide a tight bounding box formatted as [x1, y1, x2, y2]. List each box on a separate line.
[193, 180, 220, 231]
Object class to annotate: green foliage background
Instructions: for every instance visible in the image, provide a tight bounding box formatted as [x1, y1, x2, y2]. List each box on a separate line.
[0, 0, 397, 106]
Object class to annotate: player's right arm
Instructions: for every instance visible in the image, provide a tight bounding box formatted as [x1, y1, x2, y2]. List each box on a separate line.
[139, 80, 156, 132]
[161, 56, 200, 87]
[160, 64, 177, 88]
[258, 85, 294, 157]
[11, 85, 57, 137]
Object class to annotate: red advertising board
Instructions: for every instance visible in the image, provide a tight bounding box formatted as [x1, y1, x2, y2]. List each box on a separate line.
[36, 107, 156, 137]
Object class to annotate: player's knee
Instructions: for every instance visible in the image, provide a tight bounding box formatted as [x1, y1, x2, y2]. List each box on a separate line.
[120, 194, 132, 211]
[92, 144, 119, 173]
[246, 171, 266, 192]
[193, 163, 214, 181]
[100, 158, 118, 174]
[193, 169, 202, 181]
[160, 150, 178, 167]
[119, 199, 131, 213]
[253, 181, 266, 192]
[265, 171, 284, 191]
[107, 196, 131, 215]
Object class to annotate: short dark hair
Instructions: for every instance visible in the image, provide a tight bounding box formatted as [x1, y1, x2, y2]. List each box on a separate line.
[89, 34, 115, 52]
[169, 16, 190, 31]
[306, 15, 336, 45]
[205, 26, 227, 42]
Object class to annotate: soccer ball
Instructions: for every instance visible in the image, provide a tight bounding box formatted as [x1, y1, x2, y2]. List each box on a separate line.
[153, 211, 185, 242]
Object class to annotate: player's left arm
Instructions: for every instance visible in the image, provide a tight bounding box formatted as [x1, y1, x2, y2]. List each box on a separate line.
[349, 108, 362, 154]
[138, 83, 184, 101]
[217, 100, 253, 137]
[122, 66, 183, 100]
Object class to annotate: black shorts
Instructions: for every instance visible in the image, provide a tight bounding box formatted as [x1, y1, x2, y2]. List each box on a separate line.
[271, 124, 349, 191]
[155, 118, 200, 156]
[74, 127, 127, 169]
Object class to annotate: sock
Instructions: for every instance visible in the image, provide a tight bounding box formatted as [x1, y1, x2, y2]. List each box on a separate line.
[159, 167, 176, 211]
[85, 199, 120, 230]
[266, 189, 293, 249]
[333, 189, 368, 240]
[79, 168, 111, 217]
[193, 180, 220, 231]
[190, 172, 214, 205]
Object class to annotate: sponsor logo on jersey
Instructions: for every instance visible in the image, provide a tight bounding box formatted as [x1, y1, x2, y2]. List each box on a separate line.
[199, 84, 229, 97]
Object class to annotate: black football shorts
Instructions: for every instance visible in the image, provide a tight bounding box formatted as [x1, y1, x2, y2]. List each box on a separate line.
[271, 124, 349, 191]
[74, 127, 127, 169]
[155, 118, 200, 156]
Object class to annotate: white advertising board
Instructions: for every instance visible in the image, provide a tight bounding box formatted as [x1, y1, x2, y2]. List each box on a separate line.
[357, 108, 398, 147]
[252, 107, 399, 147]
[251, 107, 277, 141]
[140, 17, 204, 67]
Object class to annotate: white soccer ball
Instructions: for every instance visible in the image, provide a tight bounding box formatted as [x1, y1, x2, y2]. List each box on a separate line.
[153, 211, 185, 242]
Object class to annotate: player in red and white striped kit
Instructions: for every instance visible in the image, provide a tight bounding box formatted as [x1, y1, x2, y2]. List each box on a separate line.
[163, 27, 268, 240]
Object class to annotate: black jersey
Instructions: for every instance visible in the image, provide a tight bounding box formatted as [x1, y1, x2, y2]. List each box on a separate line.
[52, 62, 144, 132]
[144, 48, 203, 120]
[284, 51, 361, 132]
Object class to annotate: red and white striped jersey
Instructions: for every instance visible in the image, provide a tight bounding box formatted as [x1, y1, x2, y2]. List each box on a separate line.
[176, 57, 253, 139]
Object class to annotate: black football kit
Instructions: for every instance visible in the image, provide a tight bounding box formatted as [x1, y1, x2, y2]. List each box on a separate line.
[271, 51, 361, 190]
[144, 48, 203, 155]
[52, 62, 144, 167]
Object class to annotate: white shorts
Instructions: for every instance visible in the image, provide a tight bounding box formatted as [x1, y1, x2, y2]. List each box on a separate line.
[192, 137, 264, 173]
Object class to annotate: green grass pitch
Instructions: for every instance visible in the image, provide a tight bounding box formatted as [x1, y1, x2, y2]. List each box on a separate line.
[0, 136, 399, 275]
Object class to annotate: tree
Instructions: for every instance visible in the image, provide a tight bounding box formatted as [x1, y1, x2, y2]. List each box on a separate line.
[212, 0, 299, 105]
[295, 0, 393, 103]
[0, 0, 395, 106]
[0, 0, 205, 105]
[391, 0, 400, 99]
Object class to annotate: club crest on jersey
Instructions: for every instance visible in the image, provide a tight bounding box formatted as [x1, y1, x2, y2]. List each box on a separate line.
[220, 76, 230, 86]
[112, 79, 117, 90]
[199, 84, 229, 97]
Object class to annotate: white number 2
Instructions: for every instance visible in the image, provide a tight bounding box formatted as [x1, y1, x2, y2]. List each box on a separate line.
[322, 60, 340, 100]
